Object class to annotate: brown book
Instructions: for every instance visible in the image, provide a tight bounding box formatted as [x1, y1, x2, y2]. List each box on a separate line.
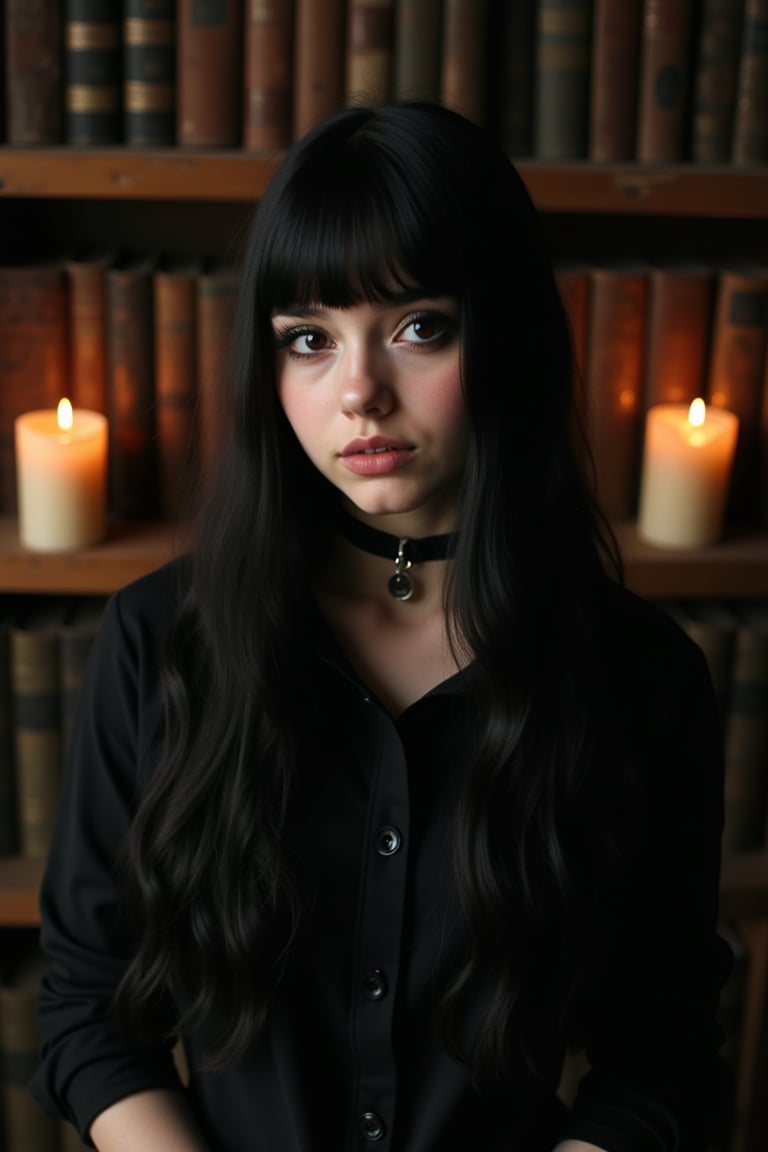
[64, 0, 122, 145]
[5, 0, 63, 145]
[706, 264, 768, 526]
[487, 0, 535, 156]
[555, 262, 590, 422]
[177, 0, 242, 148]
[123, 0, 175, 146]
[722, 600, 768, 855]
[154, 259, 200, 520]
[0, 602, 17, 856]
[0, 947, 60, 1152]
[106, 255, 158, 518]
[588, 0, 643, 160]
[346, 0, 395, 106]
[440, 0, 490, 125]
[643, 262, 715, 409]
[690, 0, 745, 163]
[59, 595, 106, 768]
[392, 0, 441, 103]
[731, 0, 768, 163]
[293, 0, 345, 139]
[636, 0, 696, 162]
[242, 0, 294, 150]
[11, 598, 67, 860]
[66, 250, 114, 416]
[0, 260, 69, 515]
[197, 261, 239, 487]
[533, 0, 592, 158]
[585, 263, 649, 521]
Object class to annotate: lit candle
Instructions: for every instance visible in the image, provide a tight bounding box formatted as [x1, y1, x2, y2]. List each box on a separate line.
[15, 399, 108, 551]
[637, 398, 739, 549]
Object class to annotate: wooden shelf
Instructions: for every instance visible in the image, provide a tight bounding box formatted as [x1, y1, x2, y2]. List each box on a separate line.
[0, 148, 767, 216]
[616, 523, 768, 599]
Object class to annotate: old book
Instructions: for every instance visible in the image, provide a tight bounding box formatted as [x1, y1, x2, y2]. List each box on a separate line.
[705, 264, 768, 526]
[0, 260, 69, 515]
[197, 261, 239, 487]
[392, 0, 441, 103]
[585, 263, 649, 521]
[588, 0, 643, 160]
[11, 598, 66, 860]
[5, 0, 63, 144]
[123, 0, 175, 145]
[533, 0, 592, 158]
[731, 0, 768, 163]
[177, 0, 242, 147]
[293, 0, 345, 139]
[242, 0, 293, 150]
[555, 262, 591, 425]
[690, 0, 745, 162]
[0, 946, 60, 1152]
[487, 0, 535, 156]
[154, 259, 200, 520]
[0, 602, 17, 856]
[66, 250, 114, 416]
[636, 0, 696, 161]
[346, 0, 395, 106]
[643, 263, 715, 409]
[440, 0, 490, 125]
[59, 595, 106, 767]
[722, 600, 768, 855]
[106, 255, 158, 518]
[64, 0, 122, 145]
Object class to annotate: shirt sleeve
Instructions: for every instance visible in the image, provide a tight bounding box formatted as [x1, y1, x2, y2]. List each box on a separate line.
[28, 584, 183, 1144]
[558, 619, 734, 1152]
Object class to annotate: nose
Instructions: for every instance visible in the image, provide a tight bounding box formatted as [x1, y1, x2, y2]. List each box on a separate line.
[339, 346, 394, 418]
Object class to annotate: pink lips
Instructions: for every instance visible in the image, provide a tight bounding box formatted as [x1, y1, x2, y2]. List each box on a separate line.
[339, 436, 416, 476]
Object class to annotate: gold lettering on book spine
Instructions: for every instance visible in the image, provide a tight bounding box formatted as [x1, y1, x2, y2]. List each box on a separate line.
[124, 19, 175, 45]
[66, 22, 119, 50]
[125, 82, 175, 111]
[67, 86, 120, 113]
[540, 9, 590, 36]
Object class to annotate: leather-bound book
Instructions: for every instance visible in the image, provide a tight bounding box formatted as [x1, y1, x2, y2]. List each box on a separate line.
[589, 0, 643, 160]
[177, 0, 242, 147]
[154, 259, 200, 519]
[64, 0, 122, 145]
[731, 0, 768, 163]
[5, 0, 63, 144]
[690, 0, 745, 162]
[488, 0, 535, 156]
[243, 0, 294, 150]
[66, 250, 115, 416]
[440, 0, 490, 125]
[346, 0, 395, 106]
[393, 0, 441, 103]
[533, 0, 592, 158]
[635, 0, 696, 161]
[642, 262, 715, 409]
[123, 0, 175, 145]
[293, 0, 345, 139]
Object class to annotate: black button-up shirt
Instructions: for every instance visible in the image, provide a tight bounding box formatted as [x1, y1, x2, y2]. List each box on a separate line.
[30, 558, 732, 1151]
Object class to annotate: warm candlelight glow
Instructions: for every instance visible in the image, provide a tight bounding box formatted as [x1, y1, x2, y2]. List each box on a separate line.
[688, 397, 706, 427]
[57, 397, 73, 431]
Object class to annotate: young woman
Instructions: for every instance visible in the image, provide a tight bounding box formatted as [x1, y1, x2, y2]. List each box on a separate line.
[31, 102, 732, 1152]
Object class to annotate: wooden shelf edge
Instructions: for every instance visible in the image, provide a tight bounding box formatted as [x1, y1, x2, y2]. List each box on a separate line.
[0, 149, 766, 215]
[616, 522, 768, 599]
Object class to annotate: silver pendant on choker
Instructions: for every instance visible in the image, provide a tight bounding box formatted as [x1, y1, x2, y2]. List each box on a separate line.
[387, 539, 414, 601]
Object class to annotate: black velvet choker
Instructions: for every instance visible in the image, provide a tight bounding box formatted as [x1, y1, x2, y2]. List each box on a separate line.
[334, 505, 458, 601]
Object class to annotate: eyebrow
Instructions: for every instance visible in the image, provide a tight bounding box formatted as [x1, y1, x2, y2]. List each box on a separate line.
[270, 292, 454, 319]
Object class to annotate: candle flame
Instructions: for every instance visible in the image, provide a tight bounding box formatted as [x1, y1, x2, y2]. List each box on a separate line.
[688, 397, 706, 428]
[57, 398, 73, 431]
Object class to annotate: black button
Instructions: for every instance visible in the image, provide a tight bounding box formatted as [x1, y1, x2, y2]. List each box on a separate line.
[359, 1112, 386, 1141]
[361, 969, 388, 1001]
[375, 826, 401, 856]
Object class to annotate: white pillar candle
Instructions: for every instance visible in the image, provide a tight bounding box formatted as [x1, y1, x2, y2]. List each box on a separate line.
[15, 399, 108, 552]
[637, 398, 739, 549]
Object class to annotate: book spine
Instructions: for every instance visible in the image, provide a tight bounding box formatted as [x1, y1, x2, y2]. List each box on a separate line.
[346, 0, 395, 106]
[586, 265, 649, 521]
[393, 0, 442, 102]
[643, 264, 715, 409]
[487, 0, 535, 155]
[534, 0, 592, 158]
[66, 253, 112, 415]
[0, 264, 69, 515]
[123, 0, 175, 146]
[293, 0, 345, 139]
[0, 956, 62, 1152]
[197, 264, 239, 485]
[440, 0, 490, 125]
[242, 0, 294, 150]
[722, 616, 768, 854]
[154, 264, 199, 519]
[5, 0, 63, 145]
[706, 267, 768, 525]
[731, 0, 768, 164]
[64, 0, 122, 145]
[177, 0, 242, 147]
[106, 259, 158, 518]
[691, 0, 745, 162]
[11, 619, 61, 859]
[588, 0, 643, 160]
[555, 262, 590, 414]
[636, 0, 696, 162]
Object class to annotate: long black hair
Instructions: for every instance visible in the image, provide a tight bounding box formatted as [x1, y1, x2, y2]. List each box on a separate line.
[116, 102, 622, 1075]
